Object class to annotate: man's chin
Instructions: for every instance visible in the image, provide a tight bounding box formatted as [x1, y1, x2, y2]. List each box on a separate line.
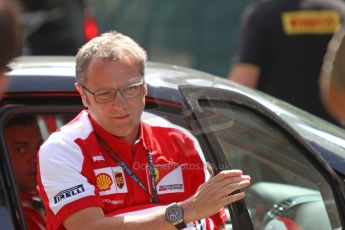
[111, 130, 133, 139]
[109, 126, 140, 142]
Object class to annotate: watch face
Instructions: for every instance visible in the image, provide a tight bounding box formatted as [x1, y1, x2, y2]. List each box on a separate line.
[166, 205, 183, 223]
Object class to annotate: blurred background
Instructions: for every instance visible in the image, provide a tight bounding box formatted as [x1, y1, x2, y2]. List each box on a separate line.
[19, 0, 254, 78]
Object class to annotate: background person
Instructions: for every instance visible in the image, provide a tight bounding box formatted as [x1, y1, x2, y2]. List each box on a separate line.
[228, 0, 345, 125]
[0, 0, 22, 93]
[5, 115, 45, 230]
[320, 26, 345, 122]
[38, 31, 251, 230]
[18, 0, 92, 55]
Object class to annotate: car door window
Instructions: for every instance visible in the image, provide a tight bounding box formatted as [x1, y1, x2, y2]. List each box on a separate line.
[0, 170, 16, 229]
[180, 86, 344, 230]
[1, 107, 80, 230]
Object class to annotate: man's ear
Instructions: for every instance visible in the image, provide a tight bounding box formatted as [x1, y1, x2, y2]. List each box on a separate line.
[75, 83, 89, 107]
[143, 83, 147, 96]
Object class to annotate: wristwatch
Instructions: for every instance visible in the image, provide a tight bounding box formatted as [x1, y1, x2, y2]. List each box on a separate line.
[164, 203, 187, 229]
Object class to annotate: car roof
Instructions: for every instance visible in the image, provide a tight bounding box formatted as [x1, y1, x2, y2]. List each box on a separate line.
[4, 56, 345, 175]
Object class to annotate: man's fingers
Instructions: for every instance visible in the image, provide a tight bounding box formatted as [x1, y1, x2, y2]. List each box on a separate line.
[221, 191, 246, 205]
[207, 173, 251, 191]
[209, 170, 244, 182]
[214, 178, 250, 199]
[199, 174, 250, 202]
[184, 171, 251, 221]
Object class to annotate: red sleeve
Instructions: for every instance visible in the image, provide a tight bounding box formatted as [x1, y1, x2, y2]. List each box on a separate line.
[24, 207, 46, 230]
[210, 207, 229, 228]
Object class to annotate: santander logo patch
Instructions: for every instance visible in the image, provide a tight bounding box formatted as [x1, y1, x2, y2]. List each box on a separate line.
[156, 166, 184, 194]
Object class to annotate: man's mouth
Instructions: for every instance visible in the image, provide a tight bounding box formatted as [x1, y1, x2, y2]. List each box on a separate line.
[111, 114, 130, 119]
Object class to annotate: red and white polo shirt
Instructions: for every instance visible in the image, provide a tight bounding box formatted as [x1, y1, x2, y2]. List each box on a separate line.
[38, 110, 227, 230]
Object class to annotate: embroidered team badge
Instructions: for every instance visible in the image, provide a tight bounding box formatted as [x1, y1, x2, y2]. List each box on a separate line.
[115, 172, 125, 189]
[96, 173, 113, 191]
[154, 168, 160, 182]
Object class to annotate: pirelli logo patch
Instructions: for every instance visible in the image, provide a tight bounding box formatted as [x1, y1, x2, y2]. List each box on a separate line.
[54, 184, 85, 204]
[282, 11, 341, 35]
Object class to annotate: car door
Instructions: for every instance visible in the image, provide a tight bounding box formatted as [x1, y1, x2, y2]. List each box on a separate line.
[0, 142, 20, 229]
[0, 106, 33, 230]
[179, 85, 345, 230]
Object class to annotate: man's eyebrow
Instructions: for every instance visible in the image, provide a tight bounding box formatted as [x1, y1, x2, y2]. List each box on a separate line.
[11, 141, 30, 146]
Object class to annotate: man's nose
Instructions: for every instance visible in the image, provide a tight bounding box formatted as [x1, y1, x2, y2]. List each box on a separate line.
[112, 91, 127, 109]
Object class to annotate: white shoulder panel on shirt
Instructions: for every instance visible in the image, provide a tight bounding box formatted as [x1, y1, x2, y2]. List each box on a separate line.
[39, 111, 97, 214]
[141, 111, 210, 180]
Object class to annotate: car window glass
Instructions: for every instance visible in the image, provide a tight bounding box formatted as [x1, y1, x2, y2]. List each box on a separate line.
[0, 174, 15, 229]
[197, 99, 342, 230]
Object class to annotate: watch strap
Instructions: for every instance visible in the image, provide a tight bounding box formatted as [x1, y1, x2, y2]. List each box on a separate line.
[175, 220, 187, 229]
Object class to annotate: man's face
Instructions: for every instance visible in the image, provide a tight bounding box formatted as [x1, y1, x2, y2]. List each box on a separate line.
[77, 58, 146, 142]
[5, 123, 42, 192]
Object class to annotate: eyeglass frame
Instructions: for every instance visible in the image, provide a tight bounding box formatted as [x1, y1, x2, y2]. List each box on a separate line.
[80, 78, 145, 103]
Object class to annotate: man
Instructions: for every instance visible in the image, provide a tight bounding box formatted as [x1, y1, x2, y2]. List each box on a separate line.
[228, 0, 345, 124]
[0, 0, 22, 93]
[5, 115, 45, 230]
[320, 26, 345, 122]
[38, 31, 251, 230]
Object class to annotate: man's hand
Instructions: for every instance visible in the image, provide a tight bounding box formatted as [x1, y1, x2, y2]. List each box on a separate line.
[180, 169, 251, 223]
[64, 170, 250, 229]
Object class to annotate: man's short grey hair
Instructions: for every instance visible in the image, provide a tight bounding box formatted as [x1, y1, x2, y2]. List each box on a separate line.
[75, 31, 147, 85]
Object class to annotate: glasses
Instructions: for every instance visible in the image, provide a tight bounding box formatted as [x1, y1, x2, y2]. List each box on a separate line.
[81, 79, 145, 103]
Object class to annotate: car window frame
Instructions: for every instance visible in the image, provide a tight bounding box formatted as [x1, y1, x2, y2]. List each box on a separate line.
[0, 144, 17, 229]
[0, 104, 84, 230]
[0, 105, 35, 230]
[179, 85, 345, 229]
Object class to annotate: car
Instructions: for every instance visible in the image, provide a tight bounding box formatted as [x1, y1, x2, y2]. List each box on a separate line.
[1, 56, 345, 229]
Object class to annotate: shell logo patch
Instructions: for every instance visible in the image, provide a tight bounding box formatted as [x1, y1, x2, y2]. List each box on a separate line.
[282, 11, 340, 35]
[96, 173, 113, 191]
